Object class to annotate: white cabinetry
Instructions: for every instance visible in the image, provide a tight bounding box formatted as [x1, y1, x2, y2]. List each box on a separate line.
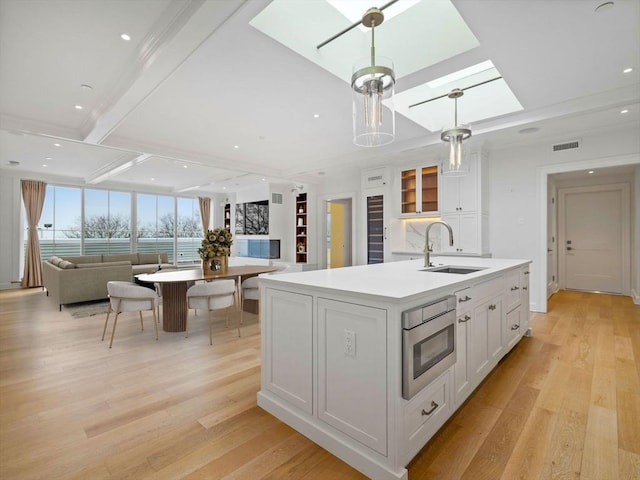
[317, 299, 387, 455]
[504, 265, 531, 350]
[399, 165, 439, 216]
[440, 152, 489, 255]
[454, 286, 474, 404]
[263, 289, 313, 414]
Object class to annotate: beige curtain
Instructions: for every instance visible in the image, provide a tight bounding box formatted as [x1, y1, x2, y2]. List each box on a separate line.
[198, 196, 211, 233]
[21, 180, 47, 287]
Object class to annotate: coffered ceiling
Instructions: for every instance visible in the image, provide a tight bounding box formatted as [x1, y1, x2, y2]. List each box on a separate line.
[1, 0, 638, 195]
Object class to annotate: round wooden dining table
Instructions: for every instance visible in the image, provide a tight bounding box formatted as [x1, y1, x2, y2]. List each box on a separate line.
[136, 265, 278, 332]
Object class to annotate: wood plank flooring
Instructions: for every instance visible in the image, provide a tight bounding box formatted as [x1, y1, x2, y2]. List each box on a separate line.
[0, 288, 638, 479]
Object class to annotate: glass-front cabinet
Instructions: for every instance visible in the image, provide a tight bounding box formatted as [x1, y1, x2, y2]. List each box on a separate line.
[400, 165, 439, 216]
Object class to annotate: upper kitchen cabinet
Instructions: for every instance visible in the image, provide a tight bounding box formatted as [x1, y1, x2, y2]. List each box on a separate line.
[399, 165, 439, 216]
[440, 152, 490, 255]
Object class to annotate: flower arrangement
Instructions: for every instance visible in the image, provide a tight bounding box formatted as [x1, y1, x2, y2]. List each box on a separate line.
[198, 227, 233, 259]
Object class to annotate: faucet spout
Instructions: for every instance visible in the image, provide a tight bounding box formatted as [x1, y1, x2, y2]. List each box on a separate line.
[424, 220, 454, 268]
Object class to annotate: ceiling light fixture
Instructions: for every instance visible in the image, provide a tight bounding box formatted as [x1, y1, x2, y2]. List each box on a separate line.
[120, 33, 131, 41]
[440, 88, 471, 176]
[588, 170, 594, 174]
[74, 105, 83, 110]
[53, 143, 61, 147]
[623, 67, 633, 73]
[351, 8, 395, 147]
[621, 109, 629, 114]
[317, 1, 399, 147]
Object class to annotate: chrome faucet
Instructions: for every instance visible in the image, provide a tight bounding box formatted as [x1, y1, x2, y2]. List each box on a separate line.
[424, 221, 454, 267]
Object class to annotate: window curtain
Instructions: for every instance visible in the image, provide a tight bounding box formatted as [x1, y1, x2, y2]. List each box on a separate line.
[198, 196, 211, 233]
[21, 179, 47, 287]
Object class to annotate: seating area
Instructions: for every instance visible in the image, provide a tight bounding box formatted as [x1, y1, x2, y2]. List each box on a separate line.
[42, 253, 175, 310]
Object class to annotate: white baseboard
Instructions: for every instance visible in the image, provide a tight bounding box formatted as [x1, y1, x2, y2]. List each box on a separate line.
[631, 289, 640, 305]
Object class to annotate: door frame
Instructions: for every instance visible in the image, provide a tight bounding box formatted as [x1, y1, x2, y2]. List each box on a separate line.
[557, 183, 630, 294]
[320, 192, 356, 270]
[535, 153, 639, 312]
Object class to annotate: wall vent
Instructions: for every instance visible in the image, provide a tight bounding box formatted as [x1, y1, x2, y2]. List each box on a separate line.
[271, 192, 283, 204]
[552, 139, 580, 152]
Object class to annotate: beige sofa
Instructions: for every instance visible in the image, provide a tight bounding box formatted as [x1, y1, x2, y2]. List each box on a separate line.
[42, 253, 176, 310]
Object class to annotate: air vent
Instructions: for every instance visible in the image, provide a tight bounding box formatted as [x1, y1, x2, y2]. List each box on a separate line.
[271, 193, 283, 204]
[552, 139, 581, 152]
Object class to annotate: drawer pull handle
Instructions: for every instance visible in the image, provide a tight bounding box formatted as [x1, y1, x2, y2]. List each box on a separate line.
[511, 324, 520, 330]
[459, 296, 471, 303]
[523, 286, 528, 291]
[421, 401, 439, 416]
[458, 315, 471, 323]
[524, 271, 530, 275]
[511, 286, 519, 291]
[488, 304, 496, 311]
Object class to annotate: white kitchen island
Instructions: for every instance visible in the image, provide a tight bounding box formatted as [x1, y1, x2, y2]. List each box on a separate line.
[258, 257, 531, 480]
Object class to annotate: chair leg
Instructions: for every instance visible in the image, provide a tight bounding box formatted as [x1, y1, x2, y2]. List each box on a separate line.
[101, 305, 112, 341]
[208, 309, 213, 346]
[185, 305, 189, 338]
[139, 311, 144, 331]
[109, 311, 120, 349]
[152, 309, 159, 341]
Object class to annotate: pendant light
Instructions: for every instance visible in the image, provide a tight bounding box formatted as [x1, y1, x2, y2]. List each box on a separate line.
[441, 88, 471, 176]
[351, 8, 395, 147]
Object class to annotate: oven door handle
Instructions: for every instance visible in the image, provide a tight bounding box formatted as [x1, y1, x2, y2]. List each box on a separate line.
[421, 401, 439, 416]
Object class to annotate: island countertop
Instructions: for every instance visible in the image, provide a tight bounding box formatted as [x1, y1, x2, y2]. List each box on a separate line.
[260, 256, 530, 302]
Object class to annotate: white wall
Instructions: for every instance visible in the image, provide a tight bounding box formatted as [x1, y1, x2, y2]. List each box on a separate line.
[0, 172, 23, 289]
[489, 126, 640, 311]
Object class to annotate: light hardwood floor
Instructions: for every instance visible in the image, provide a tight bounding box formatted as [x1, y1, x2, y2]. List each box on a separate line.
[0, 288, 638, 479]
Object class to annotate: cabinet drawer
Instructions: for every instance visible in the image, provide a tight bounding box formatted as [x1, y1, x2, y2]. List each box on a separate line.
[474, 276, 503, 301]
[403, 370, 451, 461]
[455, 287, 473, 313]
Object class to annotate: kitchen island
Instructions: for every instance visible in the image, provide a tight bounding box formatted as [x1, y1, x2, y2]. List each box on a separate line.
[258, 257, 531, 480]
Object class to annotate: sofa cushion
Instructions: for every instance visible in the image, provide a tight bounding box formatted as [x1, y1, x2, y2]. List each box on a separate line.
[49, 256, 63, 266]
[76, 261, 131, 269]
[103, 254, 138, 264]
[58, 260, 76, 269]
[64, 255, 102, 264]
[138, 253, 168, 264]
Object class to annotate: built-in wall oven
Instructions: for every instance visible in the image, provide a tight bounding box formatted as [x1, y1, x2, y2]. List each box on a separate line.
[402, 295, 457, 400]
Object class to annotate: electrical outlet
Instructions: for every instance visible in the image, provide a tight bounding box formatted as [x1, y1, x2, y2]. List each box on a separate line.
[343, 329, 356, 359]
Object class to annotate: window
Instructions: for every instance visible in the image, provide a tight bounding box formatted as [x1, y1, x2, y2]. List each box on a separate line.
[176, 197, 201, 264]
[137, 194, 175, 261]
[38, 186, 82, 258]
[84, 189, 131, 255]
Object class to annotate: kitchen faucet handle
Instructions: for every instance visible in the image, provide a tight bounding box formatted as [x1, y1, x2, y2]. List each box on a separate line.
[428, 242, 434, 252]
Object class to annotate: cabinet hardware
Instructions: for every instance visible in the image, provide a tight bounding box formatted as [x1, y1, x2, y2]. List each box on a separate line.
[523, 286, 528, 291]
[421, 401, 439, 416]
[511, 324, 520, 330]
[510, 286, 519, 291]
[458, 315, 471, 323]
[459, 296, 471, 303]
[524, 271, 530, 275]
[383, 226, 387, 240]
[488, 304, 496, 311]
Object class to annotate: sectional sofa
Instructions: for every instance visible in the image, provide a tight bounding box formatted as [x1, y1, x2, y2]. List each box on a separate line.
[42, 253, 176, 310]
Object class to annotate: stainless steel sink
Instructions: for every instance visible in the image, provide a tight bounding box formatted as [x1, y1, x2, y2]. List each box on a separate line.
[422, 265, 487, 274]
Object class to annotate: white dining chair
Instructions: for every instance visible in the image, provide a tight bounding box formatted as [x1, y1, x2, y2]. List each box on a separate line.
[240, 276, 259, 325]
[102, 281, 160, 348]
[186, 279, 237, 344]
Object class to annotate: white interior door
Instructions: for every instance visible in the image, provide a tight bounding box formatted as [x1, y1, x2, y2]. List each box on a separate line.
[547, 180, 558, 297]
[559, 184, 629, 294]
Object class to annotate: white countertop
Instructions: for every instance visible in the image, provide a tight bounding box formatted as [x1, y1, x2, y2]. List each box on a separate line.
[260, 257, 530, 301]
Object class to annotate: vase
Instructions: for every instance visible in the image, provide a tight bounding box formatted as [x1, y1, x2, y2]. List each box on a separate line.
[211, 255, 228, 274]
[202, 258, 215, 276]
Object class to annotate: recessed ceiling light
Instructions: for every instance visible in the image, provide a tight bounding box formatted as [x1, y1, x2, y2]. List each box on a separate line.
[80, 84, 93, 91]
[74, 105, 83, 110]
[42, 164, 47, 167]
[121, 33, 131, 41]
[222, 186, 227, 190]
[150, 177, 155, 181]
[261, 178, 266, 181]
[588, 170, 594, 174]
[623, 67, 633, 73]
[234, 145, 239, 149]
[45, 157, 52, 160]
[53, 143, 61, 147]
[313, 114, 320, 118]
[621, 109, 629, 114]
[183, 165, 188, 169]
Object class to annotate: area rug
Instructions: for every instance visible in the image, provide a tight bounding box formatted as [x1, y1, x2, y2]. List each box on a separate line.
[66, 300, 110, 319]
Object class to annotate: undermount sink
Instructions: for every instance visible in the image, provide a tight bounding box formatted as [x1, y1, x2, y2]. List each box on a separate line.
[422, 265, 488, 274]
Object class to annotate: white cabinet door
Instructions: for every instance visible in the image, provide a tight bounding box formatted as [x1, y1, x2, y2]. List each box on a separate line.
[442, 213, 478, 254]
[488, 295, 504, 363]
[317, 298, 388, 455]
[458, 154, 479, 211]
[505, 307, 522, 350]
[454, 310, 472, 405]
[505, 268, 521, 312]
[264, 288, 314, 414]
[521, 267, 531, 332]
[440, 174, 459, 214]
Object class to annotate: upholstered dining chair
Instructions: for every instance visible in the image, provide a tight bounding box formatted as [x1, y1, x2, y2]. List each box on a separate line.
[186, 279, 237, 344]
[240, 276, 259, 325]
[102, 281, 160, 348]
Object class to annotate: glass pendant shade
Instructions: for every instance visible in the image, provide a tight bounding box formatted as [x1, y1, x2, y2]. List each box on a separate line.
[352, 55, 395, 147]
[441, 88, 471, 176]
[441, 124, 471, 176]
